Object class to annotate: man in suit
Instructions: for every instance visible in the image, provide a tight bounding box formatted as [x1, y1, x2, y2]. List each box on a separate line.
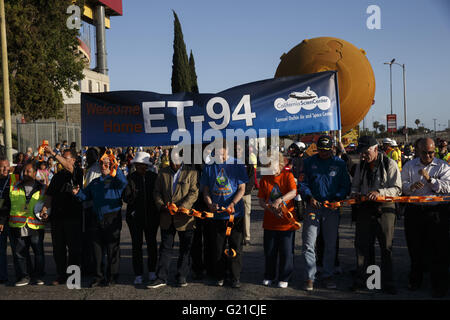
[148, 149, 199, 288]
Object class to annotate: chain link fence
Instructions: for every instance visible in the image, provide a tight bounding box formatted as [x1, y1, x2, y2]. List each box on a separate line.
[16, 121, 81, 153]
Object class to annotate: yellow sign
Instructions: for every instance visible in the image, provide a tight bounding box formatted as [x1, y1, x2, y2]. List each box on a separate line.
[342, 126, 359, 147]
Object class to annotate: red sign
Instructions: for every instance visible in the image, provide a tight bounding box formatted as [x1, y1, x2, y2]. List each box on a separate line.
[387, 114, 397, 132]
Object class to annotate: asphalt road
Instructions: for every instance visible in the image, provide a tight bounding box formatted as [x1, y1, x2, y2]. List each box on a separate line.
[0, 187, 447, 301]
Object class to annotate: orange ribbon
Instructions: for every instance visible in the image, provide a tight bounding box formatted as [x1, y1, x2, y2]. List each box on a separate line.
[323, 195, 450, 210]
[99, 149, 119, 177]
[165, 203, 237, 258]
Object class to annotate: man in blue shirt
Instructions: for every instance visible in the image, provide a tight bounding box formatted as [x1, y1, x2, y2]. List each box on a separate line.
[299, 135, 351, 291]
[201, 141, 248, 288]
[74, 153, 127, 287]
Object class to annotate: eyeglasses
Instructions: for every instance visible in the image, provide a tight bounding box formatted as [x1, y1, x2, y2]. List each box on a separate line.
[421, 151, 435, 156]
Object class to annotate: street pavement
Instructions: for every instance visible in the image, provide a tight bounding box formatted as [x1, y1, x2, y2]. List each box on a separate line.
[0, 189, 447, 301]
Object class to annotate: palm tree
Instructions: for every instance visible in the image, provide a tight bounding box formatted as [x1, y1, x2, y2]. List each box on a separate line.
[415, 119, 420, 128]
[373, 121, 380, 134]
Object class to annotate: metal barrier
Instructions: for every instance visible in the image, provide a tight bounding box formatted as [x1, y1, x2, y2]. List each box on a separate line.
[16, 121, 81, 153]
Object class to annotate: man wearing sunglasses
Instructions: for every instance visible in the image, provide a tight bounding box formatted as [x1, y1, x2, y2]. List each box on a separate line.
[401, 138, 450, 298]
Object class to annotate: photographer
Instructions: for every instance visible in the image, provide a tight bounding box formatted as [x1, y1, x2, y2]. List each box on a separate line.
[40, 148, 83, 286]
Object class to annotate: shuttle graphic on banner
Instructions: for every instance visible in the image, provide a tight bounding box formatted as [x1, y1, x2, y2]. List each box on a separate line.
[274, 87, 331, 115]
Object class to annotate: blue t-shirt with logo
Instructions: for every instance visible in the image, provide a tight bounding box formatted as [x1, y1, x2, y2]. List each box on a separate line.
[200, 157, 248, 219]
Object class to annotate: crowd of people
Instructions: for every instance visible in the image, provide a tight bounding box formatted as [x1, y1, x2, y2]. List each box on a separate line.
[0, 134, 449, 298]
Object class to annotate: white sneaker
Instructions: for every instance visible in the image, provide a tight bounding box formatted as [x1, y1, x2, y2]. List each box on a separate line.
[262, 279, 272, 286]
[148, 272, 157, 281]
[134, 276, 143, 285]
[278, 281, 288, 288]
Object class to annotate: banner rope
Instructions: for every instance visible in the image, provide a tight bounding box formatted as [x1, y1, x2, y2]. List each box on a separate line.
[323, 195, 450, 210]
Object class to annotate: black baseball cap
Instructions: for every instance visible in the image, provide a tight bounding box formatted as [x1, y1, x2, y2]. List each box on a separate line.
[357, 136, 378, 153]
[317, 135, 333, 150]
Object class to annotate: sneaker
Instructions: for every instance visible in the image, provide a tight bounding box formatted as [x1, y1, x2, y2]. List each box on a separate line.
[148, 272, 157, 281]
[33, 279, 45, 286]
[134, 275, 143, 285]
[147, 278, 166, 289]
[262, 279, 272, 286]
[215, 279, 224, 287]
[15, 278, 30, 287]
[177, 277, 188, 287]
[304, 280, 314, 291]
[231, 279, 241, 289]
[278, 281, 288, 288]
[322, 277, 337, 289]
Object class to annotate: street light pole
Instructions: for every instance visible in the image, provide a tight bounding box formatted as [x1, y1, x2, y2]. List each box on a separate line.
[389, 62, 393, 115]
[433, 119, 437, 138]
[0, 0, 12, 163]
[393, 62, 408, 143]
[384, 58, 396, 137]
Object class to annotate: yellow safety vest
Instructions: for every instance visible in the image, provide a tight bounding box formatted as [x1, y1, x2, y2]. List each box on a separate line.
[8, 177, 45, 230]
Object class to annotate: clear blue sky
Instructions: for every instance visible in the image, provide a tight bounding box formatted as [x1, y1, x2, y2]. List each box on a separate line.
[102, 0, 450, 132]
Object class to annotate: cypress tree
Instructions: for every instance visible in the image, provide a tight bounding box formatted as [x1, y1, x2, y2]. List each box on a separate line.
[171, 10, 191, 93]
[188, 50, 199, 93]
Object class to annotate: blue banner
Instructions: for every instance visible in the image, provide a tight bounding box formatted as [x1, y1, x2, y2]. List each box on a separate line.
[81, 71, 340, 147]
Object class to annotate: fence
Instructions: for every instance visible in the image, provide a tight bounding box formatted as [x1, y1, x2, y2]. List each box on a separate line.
[16, 121, 81, 153]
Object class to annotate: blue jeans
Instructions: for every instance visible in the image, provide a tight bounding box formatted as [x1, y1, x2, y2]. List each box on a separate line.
[302, 205, 339, 281]
[0, 225, 8, 281]
[9, 229, 45, 280]
[263, 229, 295, 282]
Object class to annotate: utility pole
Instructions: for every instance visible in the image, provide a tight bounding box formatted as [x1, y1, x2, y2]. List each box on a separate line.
[433, 119, 437, 138]
[0, 0, 12, 163]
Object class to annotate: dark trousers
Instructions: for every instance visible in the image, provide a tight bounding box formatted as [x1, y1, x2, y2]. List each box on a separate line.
[404, 204, 449, 294]
[51, 218, 82, 279]
[81, 208, 97, 276]
[354, 206, 396, 287]
[126, 216, 159, 276]
[0, 225, 9, 281]
[263, 229, 295, 282]
[156, 224, 194, 282]
[91, 211, 122, 282]
[9, 229, 45, 280]
[190, 218, 214, 277]
[210, 216, 244, 282]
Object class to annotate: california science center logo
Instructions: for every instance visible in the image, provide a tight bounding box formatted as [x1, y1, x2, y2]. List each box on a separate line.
[274, 87, 331, 115]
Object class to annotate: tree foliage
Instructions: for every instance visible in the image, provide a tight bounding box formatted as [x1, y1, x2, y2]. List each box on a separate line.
[1, 0, 85, 121]
[171, 10, 191, 94]
[189, 50, 199, 94]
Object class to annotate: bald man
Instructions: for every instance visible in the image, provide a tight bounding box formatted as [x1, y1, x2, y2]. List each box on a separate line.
[402, 138, 450, 298]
